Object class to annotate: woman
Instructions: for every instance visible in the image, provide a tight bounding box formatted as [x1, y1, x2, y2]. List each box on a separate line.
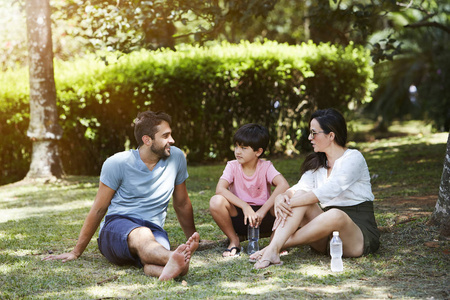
[251, 108, 380, 269]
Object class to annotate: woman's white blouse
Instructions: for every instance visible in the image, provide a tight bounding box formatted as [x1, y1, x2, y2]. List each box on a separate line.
[289, 149, 374, 207]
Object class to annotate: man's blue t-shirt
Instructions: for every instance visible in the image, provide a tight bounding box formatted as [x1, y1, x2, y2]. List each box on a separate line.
[99, 146, 188, 232]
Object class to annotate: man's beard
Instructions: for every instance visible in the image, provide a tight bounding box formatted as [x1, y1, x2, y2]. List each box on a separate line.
[151, 143, 170, 159]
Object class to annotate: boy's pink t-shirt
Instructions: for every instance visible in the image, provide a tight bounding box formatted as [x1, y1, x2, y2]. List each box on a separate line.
[220, 159, 281, 206]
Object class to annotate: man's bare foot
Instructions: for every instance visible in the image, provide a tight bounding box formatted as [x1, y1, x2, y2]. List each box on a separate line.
[186, 232, 200, 254]
[180, 232, 200, 276]
[158, 244, 190, 281]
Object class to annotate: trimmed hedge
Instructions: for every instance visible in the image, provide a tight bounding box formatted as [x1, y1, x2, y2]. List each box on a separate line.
[0, 41, 375, 184]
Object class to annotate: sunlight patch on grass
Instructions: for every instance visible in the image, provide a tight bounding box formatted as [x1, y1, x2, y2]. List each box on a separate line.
[428, 132, 448, 144]
[0, 199, 92, 223]
[222, 281, 280, 295]
[302, 264, 332, 276]
[1, 232, 27, 241]
[0, 258, 30, 274]
[389, 120, 433, 135]
[220, 280, 253, 290]
[1, 248, 35, 257]
[361, 132, 447, 152]
[0, 263, 14, 274]
[86, 283, 150, 299]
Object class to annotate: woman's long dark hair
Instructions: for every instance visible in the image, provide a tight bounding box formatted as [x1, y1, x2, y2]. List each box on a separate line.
[300, 108, 347, 175]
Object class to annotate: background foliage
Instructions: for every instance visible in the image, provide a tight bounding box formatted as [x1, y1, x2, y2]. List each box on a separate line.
[0, 41, 374, 185]
[1, 1, 448, 129]
[0, 0, 448, 184]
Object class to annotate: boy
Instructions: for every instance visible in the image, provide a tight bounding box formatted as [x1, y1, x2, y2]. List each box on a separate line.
[209, 124, 289, 257]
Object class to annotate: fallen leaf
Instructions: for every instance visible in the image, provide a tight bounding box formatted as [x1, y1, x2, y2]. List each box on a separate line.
[181, 280, 188, 287]
[263, 271, 272, 278]
[97, 276, 118, 285]
[359, 277, 369, 281]
[424, 241, 439, 248]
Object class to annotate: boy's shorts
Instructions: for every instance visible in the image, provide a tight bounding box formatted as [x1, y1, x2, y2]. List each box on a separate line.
[97, 214, 170, 267]
[231, 205, 276, 238]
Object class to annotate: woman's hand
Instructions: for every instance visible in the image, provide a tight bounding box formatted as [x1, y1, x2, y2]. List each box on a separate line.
[272, 193, 292, 231]
[274, 193, 292, 219]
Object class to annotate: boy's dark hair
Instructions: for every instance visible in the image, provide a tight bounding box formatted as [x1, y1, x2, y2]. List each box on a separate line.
[134, 111, 172, 146]
[233, 123, 270, 154]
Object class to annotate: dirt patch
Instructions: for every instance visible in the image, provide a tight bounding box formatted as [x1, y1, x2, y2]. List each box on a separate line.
[377, 194, 437, 232]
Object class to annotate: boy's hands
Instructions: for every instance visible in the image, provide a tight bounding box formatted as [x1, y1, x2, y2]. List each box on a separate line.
[255, 209, 267, 227]
[243, 205, 259, 228]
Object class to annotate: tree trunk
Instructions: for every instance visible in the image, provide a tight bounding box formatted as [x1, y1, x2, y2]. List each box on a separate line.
[429, 132, 450, 237]
[25, 0, 63, 180]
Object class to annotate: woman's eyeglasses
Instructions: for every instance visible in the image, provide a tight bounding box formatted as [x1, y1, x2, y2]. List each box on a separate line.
[309, 130, 325, 138]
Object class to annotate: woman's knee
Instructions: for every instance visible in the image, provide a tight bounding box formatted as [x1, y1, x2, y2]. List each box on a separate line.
[323, 208, 351, 227]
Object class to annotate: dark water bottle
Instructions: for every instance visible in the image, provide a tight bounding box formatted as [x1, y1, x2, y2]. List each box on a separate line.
[247, 225, 259, 254]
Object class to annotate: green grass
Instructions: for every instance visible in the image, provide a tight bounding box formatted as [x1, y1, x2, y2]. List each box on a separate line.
[0, 121, 449, 299]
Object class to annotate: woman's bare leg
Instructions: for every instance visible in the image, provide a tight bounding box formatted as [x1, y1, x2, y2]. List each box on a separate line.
[254, 206, 364, 269]
[254, 204, 311, 268]
[281, 208, 364, 257]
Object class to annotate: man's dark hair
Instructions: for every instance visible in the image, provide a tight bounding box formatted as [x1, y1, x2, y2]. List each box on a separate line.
[233, 123, 270, 154]
[134, 111, 172, 146]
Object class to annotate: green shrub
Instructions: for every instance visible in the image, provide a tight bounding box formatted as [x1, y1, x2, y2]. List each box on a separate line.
[0, 68, 30, 183]
[0, 41, 374, 184]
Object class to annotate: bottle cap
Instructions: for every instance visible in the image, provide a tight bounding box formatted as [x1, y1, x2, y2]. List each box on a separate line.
[333, 231, 339, 236]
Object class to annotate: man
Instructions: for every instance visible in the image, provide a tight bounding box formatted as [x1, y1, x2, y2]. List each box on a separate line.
[43, 111, 199, 281]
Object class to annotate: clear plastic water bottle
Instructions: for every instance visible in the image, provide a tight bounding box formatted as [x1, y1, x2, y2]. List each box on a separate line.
[330, 231, 343, 272]
[247, 225, 259, 255]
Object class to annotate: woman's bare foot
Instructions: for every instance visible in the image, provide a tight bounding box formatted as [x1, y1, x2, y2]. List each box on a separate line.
[249, 248, 287, 262]
[158, 244, 190, 281]
[249, 248, 266, 261]
[253, 246, 281, 269]
[254, 258, 283, 269]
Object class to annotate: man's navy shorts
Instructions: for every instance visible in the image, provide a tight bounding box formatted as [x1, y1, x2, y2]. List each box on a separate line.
[97, 214, 170, 267]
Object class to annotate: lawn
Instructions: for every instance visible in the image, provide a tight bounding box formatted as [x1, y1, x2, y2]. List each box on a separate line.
[0, 121, 449, 299]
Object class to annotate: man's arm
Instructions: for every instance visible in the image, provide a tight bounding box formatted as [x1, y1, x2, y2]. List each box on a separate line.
[43, 182, 114, 262]
[172, 181, 197, 239]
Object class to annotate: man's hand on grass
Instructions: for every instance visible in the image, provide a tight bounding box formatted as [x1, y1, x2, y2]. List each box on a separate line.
[42, 251, 78, 263]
